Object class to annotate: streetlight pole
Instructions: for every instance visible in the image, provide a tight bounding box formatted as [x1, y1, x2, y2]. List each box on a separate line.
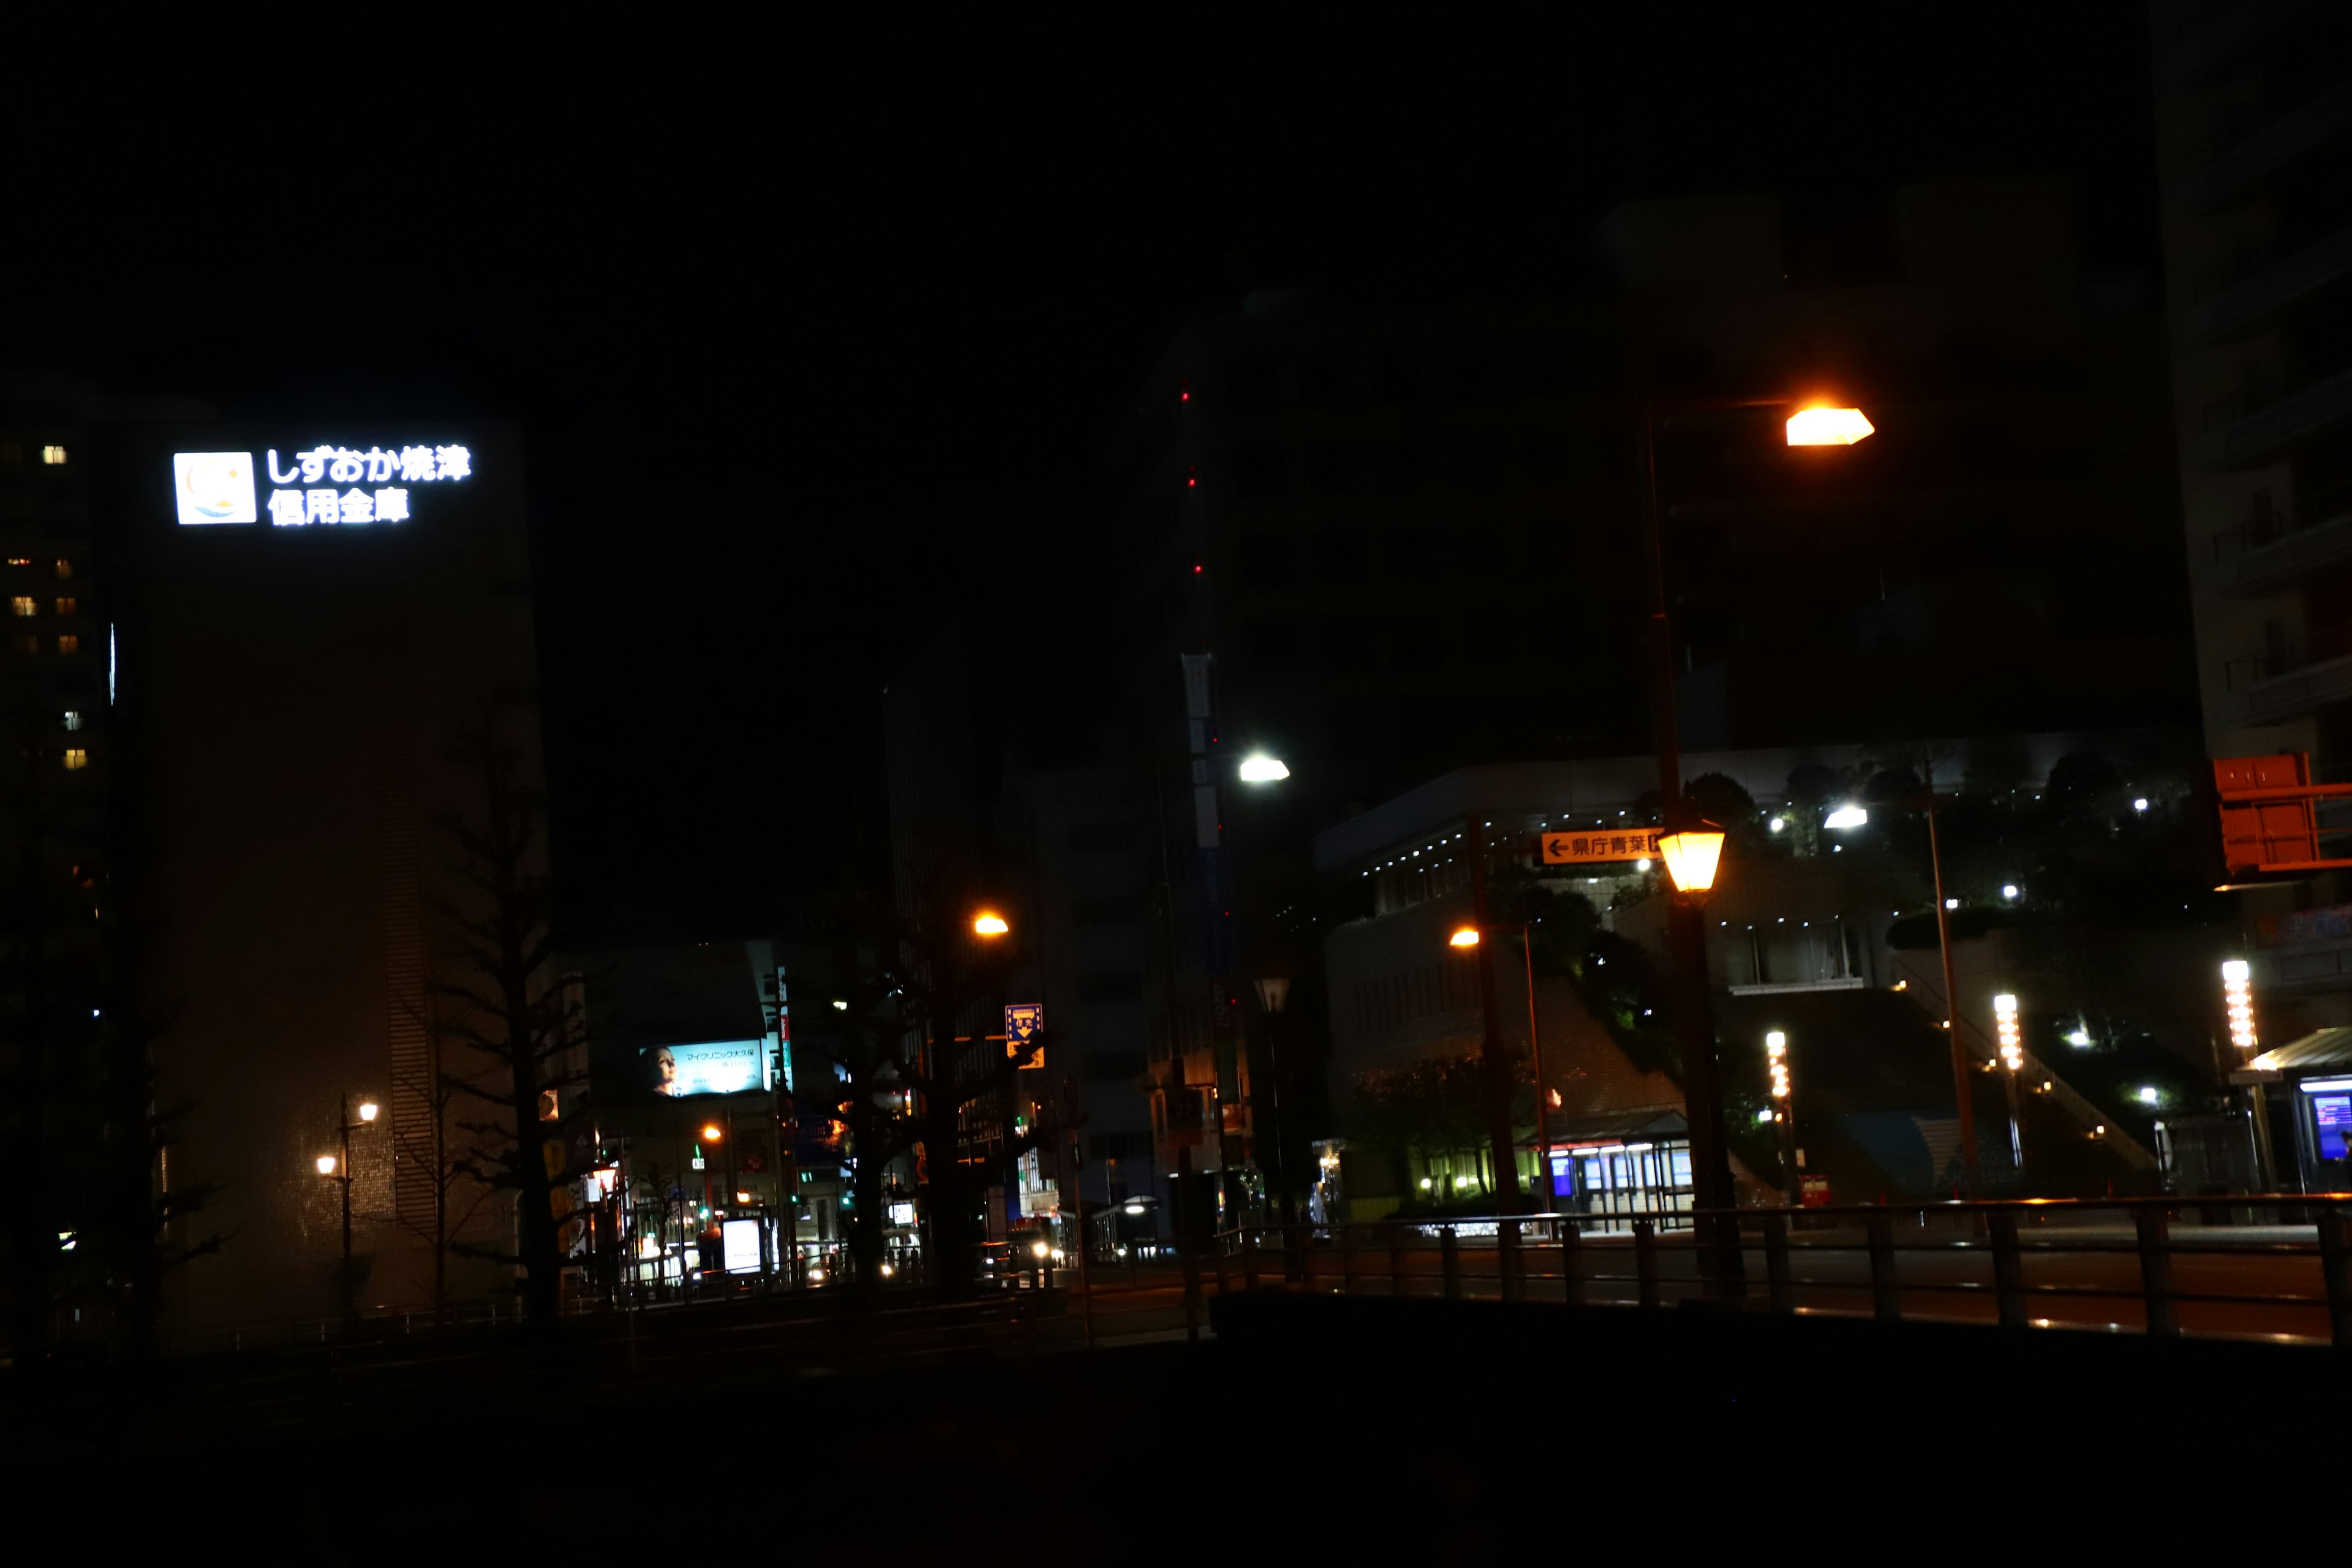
[1518, 927, 1552, 1213]
[1639, 395, 1869, 1281]
[1925, 788, 1982, 1199]
[1766, 1031, 1798, 1204]
[320, 1093, 379, 1332]
[1449, 922, 1553, 1212]
[1465, 818, 1523, 1210]
[1994, 993, 2027, 1183]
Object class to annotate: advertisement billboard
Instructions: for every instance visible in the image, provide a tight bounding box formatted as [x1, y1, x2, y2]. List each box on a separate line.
[170, 442, 474, 529]
[641, 1039, 771, 1098]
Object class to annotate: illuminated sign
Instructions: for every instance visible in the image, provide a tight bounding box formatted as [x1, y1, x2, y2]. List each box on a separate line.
[171, 443, 473, 528]
[642, 1039, 771, 1098]
[1005, 1003, 1044, 1068]
[721, 1218, 763, 1274]
[1541, 829, 1661, 865]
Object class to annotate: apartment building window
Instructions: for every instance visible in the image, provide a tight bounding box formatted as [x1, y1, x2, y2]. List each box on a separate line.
[14, 635, 37, 655]
[56, 635, 78, 655]
[10, 597, 33, 617]
[62, 710, 81, 732]
[55, 597, 75, 617]
[40, 446, 66, 466]
[62, 748, 87, 771]
[54, 559, 73, 579]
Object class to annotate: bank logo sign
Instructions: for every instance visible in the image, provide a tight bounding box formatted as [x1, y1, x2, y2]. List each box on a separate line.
[172, 444, 473, 528]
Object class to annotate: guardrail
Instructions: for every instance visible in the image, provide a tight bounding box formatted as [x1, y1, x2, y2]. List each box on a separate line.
[1174, 1196, 2352, 1347]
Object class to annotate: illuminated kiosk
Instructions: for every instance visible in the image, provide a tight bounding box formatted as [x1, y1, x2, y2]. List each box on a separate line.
[115, 425, 549, 1332]
[1536, 1110, 1694, 1232]
[2244, 1028, 2352, 1193]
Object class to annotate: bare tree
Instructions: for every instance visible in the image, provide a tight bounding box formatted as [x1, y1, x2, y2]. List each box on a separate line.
[387, 988, 497, 1325]
[426, 702, 582, 1330]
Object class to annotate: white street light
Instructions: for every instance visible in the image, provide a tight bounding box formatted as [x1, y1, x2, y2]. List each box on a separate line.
[1237, 755, 1290, 784]
[1823, 805, 1869, 830]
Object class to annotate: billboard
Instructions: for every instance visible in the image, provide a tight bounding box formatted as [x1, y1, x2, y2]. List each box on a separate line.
[170, 442, 473, 528]
[641, 1039, 771, 1098]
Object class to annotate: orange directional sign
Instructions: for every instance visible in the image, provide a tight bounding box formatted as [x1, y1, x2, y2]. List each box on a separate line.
[1541, 829, 1660, 865]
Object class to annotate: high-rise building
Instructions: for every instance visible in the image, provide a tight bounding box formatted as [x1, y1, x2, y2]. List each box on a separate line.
[106, 421, 548, 1332]
[2152, 0, 2352, 1030]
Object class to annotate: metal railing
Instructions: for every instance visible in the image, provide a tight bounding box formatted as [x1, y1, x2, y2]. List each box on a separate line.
[1174, 1196, 2352, 1346]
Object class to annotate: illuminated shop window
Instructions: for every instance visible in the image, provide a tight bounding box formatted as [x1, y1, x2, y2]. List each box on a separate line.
[62, 748, 87, 771]
[54, 559, 72, 579]
[40, 447, 66, 466]
[10, 597, 32, 617]
[56, 635, 78, 655]
[55, 597, 74, 616]
[62, 710, 81, 732]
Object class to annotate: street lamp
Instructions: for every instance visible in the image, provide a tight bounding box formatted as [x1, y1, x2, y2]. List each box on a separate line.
[1450, 922, 1556, 1212]
[1765, 1031, 1799, 1204]
[1237, 754, 1290, 783]
[1784, 407, 1875, 446]
[320, 1092, 378, 1330]
[1994, 994, 2026, 1182]
[1638, 394, 1869, 1286]
[2225, 959, 2280, 1189]
[972, 911, 1011, 938]
[1656, 824, 1726, 899]
[1830, 782, 1980, 1197]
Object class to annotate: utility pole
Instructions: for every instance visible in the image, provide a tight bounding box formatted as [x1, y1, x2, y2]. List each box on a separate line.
[1466, 818, 1522, 1210]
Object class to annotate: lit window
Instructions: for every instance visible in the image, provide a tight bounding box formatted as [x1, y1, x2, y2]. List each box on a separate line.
[10, 597, 33, 617]
[56, 635, 78, 655]
[54, 559, 72, 579]
[40, 446, 66, 466]
[62, 711, 81, 732]
[54, 597, 74, 616]
[62, 748, 87, 771]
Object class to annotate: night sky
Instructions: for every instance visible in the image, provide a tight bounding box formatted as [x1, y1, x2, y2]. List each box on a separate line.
[9, 7, 2159, 938]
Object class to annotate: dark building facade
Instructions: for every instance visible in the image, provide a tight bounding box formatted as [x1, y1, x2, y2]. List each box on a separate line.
[107, 421, 548, 1332]
[2153, 0, 2352, 1031]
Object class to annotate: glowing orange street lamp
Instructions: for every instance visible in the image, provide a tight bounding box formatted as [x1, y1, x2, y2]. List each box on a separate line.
[973, 911, 1011, 938]
[701, 1123, 723, 1143]
[315, 1154, 339, 1176]
[1656, 823, 1727, 900]
[1449, 927, 1480, 948]
[1785, 406, 1875, 446]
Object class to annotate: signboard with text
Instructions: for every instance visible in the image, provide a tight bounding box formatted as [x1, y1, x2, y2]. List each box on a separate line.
[1005, 1003, 1045, 1069]
[172, 442, 473, 529]
[1541, 829, 1661, 865]
[641, 1038, 770, 1098]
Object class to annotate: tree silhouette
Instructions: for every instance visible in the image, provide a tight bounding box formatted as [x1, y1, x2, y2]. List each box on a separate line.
[426, 701, 582, 1330]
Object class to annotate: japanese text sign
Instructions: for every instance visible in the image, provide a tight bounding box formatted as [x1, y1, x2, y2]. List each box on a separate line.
[1540, 829, 1660, 865]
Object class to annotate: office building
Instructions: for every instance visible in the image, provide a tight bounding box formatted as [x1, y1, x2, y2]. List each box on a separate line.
[2152, 0, 2352, 1030]
[106, 420, 549, 1332]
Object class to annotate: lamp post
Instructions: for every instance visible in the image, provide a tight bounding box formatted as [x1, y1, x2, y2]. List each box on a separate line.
[1827, 781, 1982, 1198]
[318, 1093, 379, 1330]
[1451, 923, 1555, 1212]
[1765, 1030, 1799, 1204]
[1992, 993, 2028, 1185]
[1639, 398, 1870, 1276]
[1251, 976, 1291, 1207]
[2225, 959, 2279, 1189]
